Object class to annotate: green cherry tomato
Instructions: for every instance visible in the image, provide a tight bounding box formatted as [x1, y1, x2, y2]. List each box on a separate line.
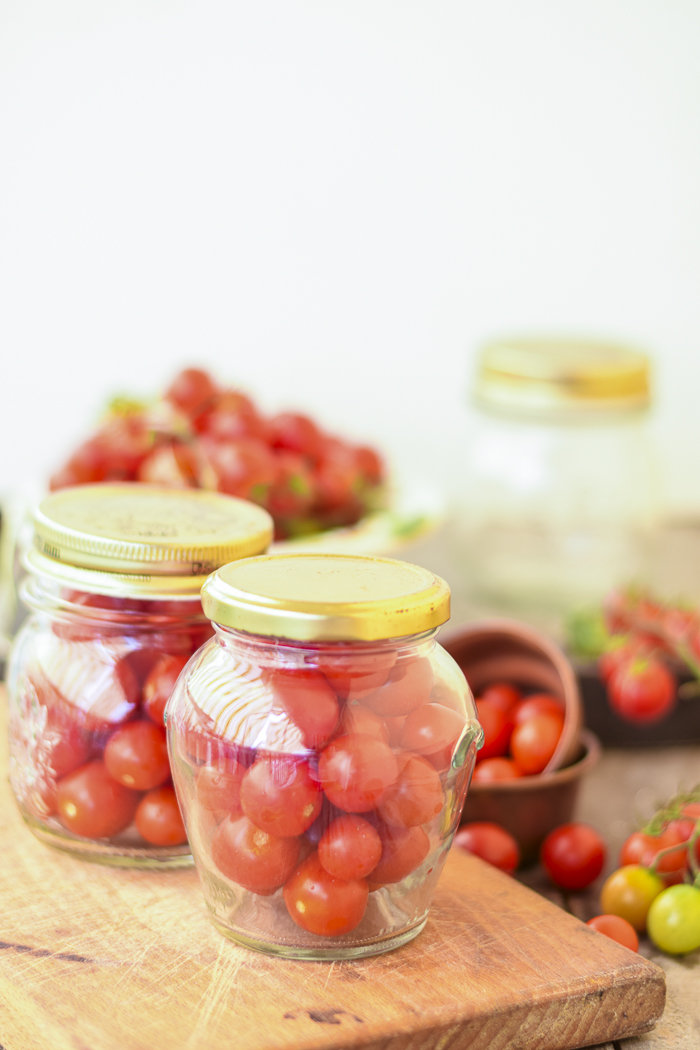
[599, 865, 664, 932]
[647, 885, 700, 955]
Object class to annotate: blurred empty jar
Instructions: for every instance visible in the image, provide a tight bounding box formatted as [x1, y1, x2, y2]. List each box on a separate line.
[447, 339, 659, 615]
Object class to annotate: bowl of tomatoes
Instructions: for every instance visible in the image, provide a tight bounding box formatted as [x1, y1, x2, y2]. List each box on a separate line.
[442, 619, 600, 865]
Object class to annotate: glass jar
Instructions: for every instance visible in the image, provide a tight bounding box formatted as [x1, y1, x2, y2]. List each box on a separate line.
[447, 339, 660, 618]
[166, 552, 482, 959]
[8, 483, 273, 867]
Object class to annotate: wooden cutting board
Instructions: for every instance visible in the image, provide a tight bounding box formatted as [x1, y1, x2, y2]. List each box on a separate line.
[0, 747, 664, 1050]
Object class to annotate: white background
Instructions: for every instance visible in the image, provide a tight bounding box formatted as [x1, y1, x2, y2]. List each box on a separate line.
[1, 1, 699, 512]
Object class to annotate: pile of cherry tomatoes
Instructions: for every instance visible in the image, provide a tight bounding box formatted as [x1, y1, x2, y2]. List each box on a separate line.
[49, 367, 386, 540]
[471, 681, 565, 782]
[177, 649, 469, 938]
[19, 590, 211, 847]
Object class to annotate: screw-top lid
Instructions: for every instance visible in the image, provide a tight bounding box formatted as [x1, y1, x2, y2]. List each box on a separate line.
[29, 484, 273, 596]
[201, 552, 451, 641]
[474, 338, 651, 417]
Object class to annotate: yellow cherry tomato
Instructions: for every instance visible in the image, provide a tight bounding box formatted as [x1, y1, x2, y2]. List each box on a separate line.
[647, 885, 700, 955]
[599, 865, 664, 932]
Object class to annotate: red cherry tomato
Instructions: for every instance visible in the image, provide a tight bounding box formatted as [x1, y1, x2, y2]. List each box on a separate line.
[477, 682, 521, 715]
[56, 760, 140, 839]
[240, 756, 322, 837]
[510, 712, 562, 775]
[104, 721, 171, 791]
[41, 699, 93, 777]
[607, 657, 676, 724]
[513, 693, 565, 725]
[135, 786, 188, 846]
[619, 831, 659, 869]
[268, 412, 324, 460]
[283, 852, 369, 935]
[317, 648, 396, 701]
[164, 367, 218, 417]
[586, 914, 639, 952]
[472, 757, 521, 783]
[318, 815, 382, 880]
[267, 668, 339, 748]
[361, 657, 433, 717]
[354, 446, 384, 485]
[376, 753, 444, 828]
[267, 452, 316, 519]
[453, 822, 520, 874]
[371, 825, 430, 884]
[398, 703, 466, 772]
[195, 762, 246, 815]
[193, 390, 265, 442]
[540, 823, 606, 891]
[143, 653, 190, 725]
[212, 814, 300, 894]
[339, 703, 389, 743]
[475, 699, 512, 761]
[318, 735, 398, 813]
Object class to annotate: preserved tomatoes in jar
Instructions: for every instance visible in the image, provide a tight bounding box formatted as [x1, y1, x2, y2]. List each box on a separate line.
[166, 553, 482, 958]
[7, 484, 272, 866]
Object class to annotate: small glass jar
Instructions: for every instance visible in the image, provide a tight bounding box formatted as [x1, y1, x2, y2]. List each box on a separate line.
[8, 483, 272, 867]
[447, 339, 660, 618]
[166, 552, 482, 959]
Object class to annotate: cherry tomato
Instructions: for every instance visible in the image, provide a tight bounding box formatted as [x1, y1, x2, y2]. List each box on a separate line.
[267, 452, 316, 518]
[143, 653, 190, 725]
[268, 412, 323, 460]
[477, 682, 521, 715]
[56, 760, 140, 839]
[240, 756, 322, 837]
[267, 668, 339, 748]
[212, 814, 300, 894]
[453, 822, 520, 874]
[540, 823, 606, 891]
[283, 852, 368, 935]
[196, 762, 246, 815]
[136, 786, 188, 846]
[361, 657, 433, 717]
[354, 446, 384, 485]
[510, 712, 562, 775]
[599, 865, 664, 931]
[376, 753, 444, 828]
[317, 648, 395, 701]
[41, 699, 93, 777]
[647, 884, 700, 955]
[319, 735, 398, 813]
[318, 815, 382, 880]
[137, 441, 199, 488]
[474, 699, 512, 761]
[193, 390, 265, 442]
[339, 703, 389, 743]
[607, 656, 676, 724]
[513, 694, 565, 726]
[204, 436, 277, 504]
[619, 831, 659, 869]
[598, 640, 639, 683]
[164, 367, 219, 417]
[371, 825, 430, 884]
[472, 757, 521, 783]
[104, 721, 171, 791]
[586, 914, 639, 952]
[397, 703, 466, 772]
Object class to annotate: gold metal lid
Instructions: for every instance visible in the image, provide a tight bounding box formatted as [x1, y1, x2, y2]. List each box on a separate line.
[474, 338, 651, 416]
[201, 553, 451, 641]
[31, 484, 273, 594]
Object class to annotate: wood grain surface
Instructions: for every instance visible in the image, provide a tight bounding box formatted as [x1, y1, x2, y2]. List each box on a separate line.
[0, 740, 665, 1050]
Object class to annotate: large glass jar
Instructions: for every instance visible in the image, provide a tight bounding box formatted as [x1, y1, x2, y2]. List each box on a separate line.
[8, 484, 272, 867]
[446, 339, 660, 619]
[167, 552, 482, 959]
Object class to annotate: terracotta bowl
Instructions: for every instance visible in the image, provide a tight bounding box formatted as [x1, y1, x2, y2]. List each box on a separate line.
[460, 729, 600, 865]
[441, 618, 582, 773]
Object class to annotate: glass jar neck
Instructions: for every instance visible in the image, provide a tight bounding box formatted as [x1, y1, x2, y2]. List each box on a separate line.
[211, 624, 439, 665]
[22, 573, 208, 628]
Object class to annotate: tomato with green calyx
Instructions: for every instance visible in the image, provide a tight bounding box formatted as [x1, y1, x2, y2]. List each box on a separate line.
[647, 884, 700, 955]
[607, 655, 676, 724]
[599, 865, 664, 931]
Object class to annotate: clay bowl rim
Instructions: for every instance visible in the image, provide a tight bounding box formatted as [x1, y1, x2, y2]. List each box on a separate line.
[441, 616, 582, 774]
[467, 728, 601, 794]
